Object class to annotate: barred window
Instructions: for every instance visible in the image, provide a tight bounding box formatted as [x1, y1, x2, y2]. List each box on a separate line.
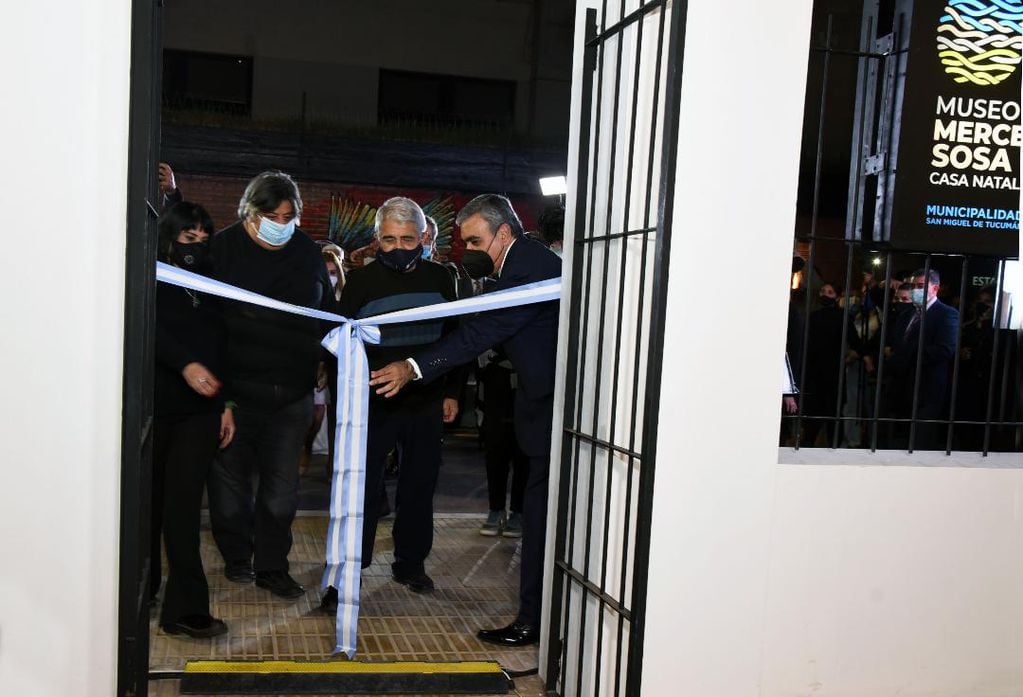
[781, 1, 1022, 455]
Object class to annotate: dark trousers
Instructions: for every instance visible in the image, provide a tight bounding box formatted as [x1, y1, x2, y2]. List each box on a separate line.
[482, 415, 529, 513]
[516, 450, 551, 627]
[361, 405, 443, 575]
[514, 397, 554, 627]
[209, 395, 312, 572]
[151, 410, 220, 623]
[481, 367, 529, 512]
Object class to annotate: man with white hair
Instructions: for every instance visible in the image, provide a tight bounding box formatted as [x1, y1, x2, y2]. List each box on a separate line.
[320, 197, 460, 611]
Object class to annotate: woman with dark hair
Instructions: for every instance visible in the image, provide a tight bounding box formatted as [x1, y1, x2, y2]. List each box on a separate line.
[152, 201, 234, 638]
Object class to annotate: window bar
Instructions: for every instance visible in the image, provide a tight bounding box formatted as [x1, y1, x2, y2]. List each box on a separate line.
[615, 4, 669, 692]
[625, 0, 688, 693]
[594, 13, 648, 697]
[576, 3, 629, 691]
[907, 255, 933, 453]
[995, 307, 1014, 433]
[547, 8, 599, 692]
[566, 0, 609, 577]
[944, 257, 970, 454]
[869, 251, 895, 451]
[587, 0, 666, 48]
[982, 259, 1008, 456]
[585, 226, 658, 243]
[794, 15, 833, 449]
[832, 241, 857, 448]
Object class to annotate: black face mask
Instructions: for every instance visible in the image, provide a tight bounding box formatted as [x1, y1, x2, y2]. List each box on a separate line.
[819, 296, 836, 307]
[461, 250, 495, 280]
[975, 302, 991, 316]
[377, 244, 423, 273]
[170, 241, 209, 270]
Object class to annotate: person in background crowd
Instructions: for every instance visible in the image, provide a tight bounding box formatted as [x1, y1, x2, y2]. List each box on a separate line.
[537, 203, 565, 257]
[368, 194, 561, 648]
[895, 282, 914, 306]
[799, 283, 863, 446]
[208, 171, 332, 600]
[299, 365, 329, 478]
[422, 215, 438, 261]
[956, 286, 997, 450]
[313, 242, 346, 480]
[152, 201, 233, 638]
[476, 347, 529, 537]
[158, 162, 182, 210]
[883, 268, 960, 450]
[320, 197, 461, 614]
[839, 287, 880, 448]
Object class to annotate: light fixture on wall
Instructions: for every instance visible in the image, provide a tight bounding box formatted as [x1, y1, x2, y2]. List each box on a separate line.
[538, 175, 567, 197]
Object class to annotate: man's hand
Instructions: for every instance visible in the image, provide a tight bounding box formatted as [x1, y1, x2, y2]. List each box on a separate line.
[370, 360, 414, 398]
[443, 398, 459, 423]
[182, 362, 221, 397]
[219, 409, 236, 449]
[783, 396, 798, 414]
[158, 162, 177, 195]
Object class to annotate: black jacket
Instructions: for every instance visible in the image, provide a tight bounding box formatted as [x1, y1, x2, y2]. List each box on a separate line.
[154, 283, 225, 418]
[340, 258, 458, 414]
[210, 221, 331, 408]
[414, 237, 561, 455]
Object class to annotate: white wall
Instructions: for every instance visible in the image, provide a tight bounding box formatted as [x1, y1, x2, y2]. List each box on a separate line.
[642, 1, 1023, 696]
[0, 2, 129, 696]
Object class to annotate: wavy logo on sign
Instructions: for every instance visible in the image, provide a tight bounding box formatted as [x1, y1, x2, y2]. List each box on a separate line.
[937, 0, 1023, 86]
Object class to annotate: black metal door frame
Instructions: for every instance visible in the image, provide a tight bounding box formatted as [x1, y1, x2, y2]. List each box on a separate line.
[118, 0, 162, 695]
[545, 1, 687, 695]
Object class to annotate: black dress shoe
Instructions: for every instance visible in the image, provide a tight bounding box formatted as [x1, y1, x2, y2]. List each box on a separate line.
[162, 614, 228, 639]
[477, 621, 539, 647]
[319, 586, 338, 614]
[224, 559, 255, 584]
[391, 568, 435, 593]
[255, 570, 305, 599]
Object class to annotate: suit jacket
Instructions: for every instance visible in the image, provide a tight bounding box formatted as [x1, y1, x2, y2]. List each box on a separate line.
[414, 236, 561, 455]
[885, 299, 959, 413]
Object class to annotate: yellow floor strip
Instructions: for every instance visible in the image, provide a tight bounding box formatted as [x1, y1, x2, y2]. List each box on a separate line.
[185, 660, 504, 675]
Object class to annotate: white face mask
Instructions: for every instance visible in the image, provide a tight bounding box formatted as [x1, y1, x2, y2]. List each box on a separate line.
[328, 273, 339, 288]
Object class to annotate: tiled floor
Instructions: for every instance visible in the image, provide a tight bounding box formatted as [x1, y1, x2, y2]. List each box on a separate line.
[149, 515, 545, 696]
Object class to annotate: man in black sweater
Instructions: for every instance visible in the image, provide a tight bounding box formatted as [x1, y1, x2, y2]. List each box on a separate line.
[208, 171, 331, 599]
[320, 196, 459, 612]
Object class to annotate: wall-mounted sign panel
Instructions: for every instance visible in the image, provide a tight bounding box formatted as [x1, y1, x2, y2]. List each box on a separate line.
[890, 0, 1021, 256]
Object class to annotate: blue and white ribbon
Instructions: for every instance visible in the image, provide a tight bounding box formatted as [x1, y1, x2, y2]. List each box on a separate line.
[155, 261, 560, 657]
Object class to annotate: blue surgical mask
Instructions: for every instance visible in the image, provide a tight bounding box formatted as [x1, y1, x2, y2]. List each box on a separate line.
[256, 216, 296, 246]
[911, 288, 926, 305]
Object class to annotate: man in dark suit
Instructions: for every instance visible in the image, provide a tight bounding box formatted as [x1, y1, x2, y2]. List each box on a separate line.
[883, 268, 959, 449]
[370, 194, 561, 647]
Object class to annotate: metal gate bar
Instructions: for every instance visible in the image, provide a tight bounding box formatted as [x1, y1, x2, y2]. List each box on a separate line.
[546, 1, 688, 695]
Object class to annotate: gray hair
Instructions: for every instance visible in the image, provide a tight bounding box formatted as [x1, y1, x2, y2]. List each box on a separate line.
[455, 193, 523, 238]
[424, 215, 438, 234]
[374, 196, 426, 236]
[237, 170, 304, 220]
